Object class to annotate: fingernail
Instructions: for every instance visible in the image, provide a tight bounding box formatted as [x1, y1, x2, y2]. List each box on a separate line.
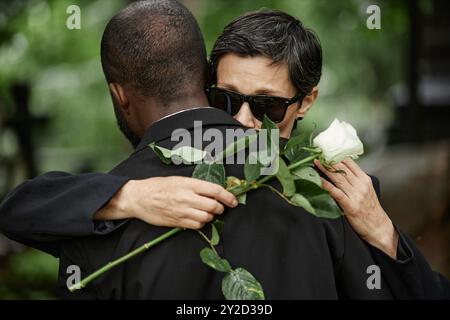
[232, 199, 238, 207]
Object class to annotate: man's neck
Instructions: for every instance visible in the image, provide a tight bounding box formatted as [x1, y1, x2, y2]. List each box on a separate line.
[137, 93, 209, 135]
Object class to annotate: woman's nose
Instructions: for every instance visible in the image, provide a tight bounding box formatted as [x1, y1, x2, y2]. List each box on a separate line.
[233, 102, 256, 128]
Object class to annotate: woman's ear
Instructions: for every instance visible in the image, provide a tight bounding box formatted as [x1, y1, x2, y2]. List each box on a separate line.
[297, 86, 319, 118]
[109, 83, 130, 114]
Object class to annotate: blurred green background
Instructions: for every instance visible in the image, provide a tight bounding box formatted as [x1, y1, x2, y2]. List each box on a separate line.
[0, 0, 449, 299]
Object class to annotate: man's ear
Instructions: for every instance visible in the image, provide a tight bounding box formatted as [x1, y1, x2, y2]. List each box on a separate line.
[109, 83, 130, 114]
[297, 86, 319, 118]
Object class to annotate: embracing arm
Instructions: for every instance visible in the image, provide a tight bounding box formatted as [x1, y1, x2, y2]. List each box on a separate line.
[0, 172, 237, 255]
[0, 172, 129, 244]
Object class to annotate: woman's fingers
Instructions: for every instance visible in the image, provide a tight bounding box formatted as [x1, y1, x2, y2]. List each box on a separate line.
[342, 158, 366, 178]
[183, 208, 215, 228]
[341, 158, 374, 190]
[189, 179, 238, 208]
[178, 219, 204, 230]
[320, 178, 350, 210]
[188, 194, 225, 215]
[331, 161, 360, 187]
[314, 159, 354, 194]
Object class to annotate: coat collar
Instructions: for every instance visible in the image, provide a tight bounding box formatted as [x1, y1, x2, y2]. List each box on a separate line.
[135, 107, 242, 152]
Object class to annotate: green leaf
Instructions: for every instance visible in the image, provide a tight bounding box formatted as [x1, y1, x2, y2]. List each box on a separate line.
[282, 134, 312, 164]
[216, 134, 257, 161]
[149, 143, 208, 164]
[282, 131, 307, 152]
[200, 247, 231, 273]
[290, 193, 316, 214]
[260, 115, 279, 154]
[237, 193, 247, 205]
[285, 148, 314, 165]
[149, 142, 171, 165]
[212, 220, 225, 235]
[230, 186, 248, 198]
[211, 224, 220, 246]
[281, 129, 321, 165]
[192, 163, 226, 186]
[249, 116, 280, 176]
[291, 166, 322, 186]
[172, 146, 208, 164]
[227, 185, 248, 198]
[222, 268, 265, 300]
[244, 152, 262, 182]
[294, 179, 343, 219]
[261, 114, 278, 131]
[276, 157, 296, 197]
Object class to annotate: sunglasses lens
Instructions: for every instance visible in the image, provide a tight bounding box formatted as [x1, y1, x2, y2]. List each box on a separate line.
[251, 97, 287, 123]
[208, 88, 241, 116]
[207, 87, 295, 123]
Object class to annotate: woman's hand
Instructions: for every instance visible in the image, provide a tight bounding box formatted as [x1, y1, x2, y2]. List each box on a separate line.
[314, 158, 399, 259]
[95, 176, 238, 230]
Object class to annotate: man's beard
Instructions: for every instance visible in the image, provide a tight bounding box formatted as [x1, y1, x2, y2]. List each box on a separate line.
[113, 105, 141, 148]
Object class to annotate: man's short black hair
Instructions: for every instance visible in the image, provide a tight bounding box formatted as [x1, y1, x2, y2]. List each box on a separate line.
[101, 0, 207, 102]
[210, 9, 322, 97]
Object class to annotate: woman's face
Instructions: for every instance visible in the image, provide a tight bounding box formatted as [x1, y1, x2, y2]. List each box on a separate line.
[215, 53, 317, 138]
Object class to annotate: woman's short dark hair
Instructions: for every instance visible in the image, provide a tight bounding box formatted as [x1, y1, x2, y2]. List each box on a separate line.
[210, 9, 322, 96]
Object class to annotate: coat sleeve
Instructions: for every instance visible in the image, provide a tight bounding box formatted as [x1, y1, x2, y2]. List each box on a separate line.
[0, 171, 129, 256]
[367, 228, 450, 299]
[326, 216, 397, 299]
[365, 175, 450, 299]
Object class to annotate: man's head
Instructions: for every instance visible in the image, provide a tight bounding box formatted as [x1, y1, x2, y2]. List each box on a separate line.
[209, 9, 322, 138]
[101, 0, 208, 147]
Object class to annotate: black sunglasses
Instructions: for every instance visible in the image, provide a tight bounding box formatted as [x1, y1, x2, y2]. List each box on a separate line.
[205, 86, 303, 123]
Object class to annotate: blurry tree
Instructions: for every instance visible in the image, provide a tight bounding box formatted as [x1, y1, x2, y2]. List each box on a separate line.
[0, 0, 131, 178]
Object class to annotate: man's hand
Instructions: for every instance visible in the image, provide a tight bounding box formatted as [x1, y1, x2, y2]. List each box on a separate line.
[95, 176, 238, 230]
[314, 158, 399, 259]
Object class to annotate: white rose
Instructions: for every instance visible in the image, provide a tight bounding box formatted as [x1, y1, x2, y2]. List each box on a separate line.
[313, 119, 364, 163]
